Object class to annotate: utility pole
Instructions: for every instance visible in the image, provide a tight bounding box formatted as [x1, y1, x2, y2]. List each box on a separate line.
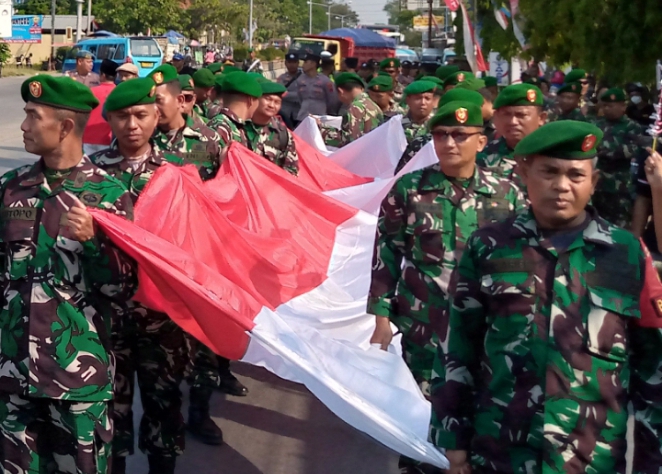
[50, 0, 55, 69]
[75, 0, 83, 41]
[309, 1, 312, 33]
[86, 0, 91, 35]
[427, 0, 433, 48]
[248, 0, 253, 46]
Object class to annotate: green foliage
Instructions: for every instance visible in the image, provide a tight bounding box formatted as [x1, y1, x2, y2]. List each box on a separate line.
[56, 46, 72, 62]
[14, 0, 76, 15]
[92, 0, 185, 34]
[0, 43, 11, 65]
[258, 47, 285, 61]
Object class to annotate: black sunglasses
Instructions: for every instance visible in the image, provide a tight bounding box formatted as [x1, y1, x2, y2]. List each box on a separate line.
[431, 130, 482, 143]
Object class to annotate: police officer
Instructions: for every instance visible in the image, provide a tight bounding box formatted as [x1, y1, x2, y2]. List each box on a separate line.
[368, 100, 525, 474]
[65, 50, 101, 87]
[277, 52, 302, 128]
[398, 60, 414, 86]
[294, 53, 339, 122]
[430, 120, 662, 474]
[343, 57, 359, 73]
[90, 78, 187, 474]
[0, 74, 136, 474]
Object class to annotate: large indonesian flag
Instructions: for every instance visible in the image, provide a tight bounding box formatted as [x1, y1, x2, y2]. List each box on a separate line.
[91, 118, 448, 468]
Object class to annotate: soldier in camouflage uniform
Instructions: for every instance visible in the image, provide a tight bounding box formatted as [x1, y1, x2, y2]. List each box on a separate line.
[192, 68, 215, 119]
[321, 72, 384, 148]
[548, 82, 588, 122]
[179, 74, 208, 126]
[430, 120, 662, 474]
[401, 80, 437, 144]
[396, 88, 485, 174]
[593, 87, 646, 228]
[0, 75, 136, 474]
[206, 74, 225, 120]
[245, 80, 299, 176]
[90, 78, 187, 474]
[477, 84, 547, 188]
[368, 101, 525, 474]
[148, 65, 222, 181]
[367, 75, 406, 120]
[379, 58, 405, 103]
[208, 71, 263, 149]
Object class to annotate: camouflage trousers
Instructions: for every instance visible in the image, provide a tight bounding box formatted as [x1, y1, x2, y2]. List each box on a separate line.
[591, 192, 633, 229]
[112, 305, 188, 458]
[0, 393, 112, 474]
[187, 338, 232, 389]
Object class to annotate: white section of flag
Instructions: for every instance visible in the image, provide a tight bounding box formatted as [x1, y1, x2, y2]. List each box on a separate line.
[241, 131, 449, 468]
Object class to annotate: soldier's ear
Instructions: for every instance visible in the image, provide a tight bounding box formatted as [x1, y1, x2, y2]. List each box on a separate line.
[476, 133, 488, 153]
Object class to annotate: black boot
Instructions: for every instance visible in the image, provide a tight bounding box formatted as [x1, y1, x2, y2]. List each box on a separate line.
[111, 456, 126, 474]
[187, 387, 224, 445]
[148, 455, 176, 474]
[217, 356, 248, 396]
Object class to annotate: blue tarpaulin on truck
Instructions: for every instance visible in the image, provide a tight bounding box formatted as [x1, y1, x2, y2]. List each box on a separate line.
[319, 28, 396, 48]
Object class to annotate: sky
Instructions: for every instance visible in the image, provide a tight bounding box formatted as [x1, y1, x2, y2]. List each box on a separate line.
[352, 0, 389, 25]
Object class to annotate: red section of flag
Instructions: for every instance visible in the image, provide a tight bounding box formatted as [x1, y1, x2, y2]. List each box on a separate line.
[93, 143, 359, 358]
[293, 134, 372, 191]
[444, 0, 460, 11]
[638, 239, 662, 328]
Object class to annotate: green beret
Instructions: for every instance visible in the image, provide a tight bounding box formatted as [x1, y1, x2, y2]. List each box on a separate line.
[220, 71, 262, 98]
[483, 76, 498, 88]
[335, 72, 365, 89]
[213, 74, 225, 91]
[105, 77, 157, 112]
[600, 87, 627, 103]
[417, 76, 443, 87]
[379, 58, 400, 69]
[149, 64, 178, 85]
[368, 75, 394, 92]
[178, 74, 194, 91]
[443, 71, 476, 88]
[439, 88, 484, 108]
[455, 77, 486, 92]
[435, 65, 459, 81]
[260, 80, 287, 95]
[193, 68, 215, 88]
[404, 80, 436, 96]
[21, 75, 99, 112]
[494, 83, 543, 109]
[557, 82, 582, 95]
[428, 101, 483, 129]
[207, 63, 223, 74]
[565, 69, 587, 84]
[246, 72, 264, 80]
[222, 65, 241, 74]
[514, 120, 603, 159]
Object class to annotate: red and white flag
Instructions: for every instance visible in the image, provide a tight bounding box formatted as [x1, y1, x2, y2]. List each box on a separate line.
[460, 0, 488, 73]
[92, 122, 447, 468]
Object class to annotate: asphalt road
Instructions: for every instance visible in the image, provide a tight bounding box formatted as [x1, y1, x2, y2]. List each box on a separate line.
[0, 75, 402, 474]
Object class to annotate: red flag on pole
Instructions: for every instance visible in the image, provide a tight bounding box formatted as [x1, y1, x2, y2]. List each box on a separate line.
[444, 0, 460, 11]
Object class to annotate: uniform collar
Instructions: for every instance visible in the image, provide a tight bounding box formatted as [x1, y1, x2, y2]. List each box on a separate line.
[220, 108, 245, 125]
[419, 162, 498, 196]
[94, 140, 166, 168]
[510, 206, 613, 252]
[20, 156, 90, 189]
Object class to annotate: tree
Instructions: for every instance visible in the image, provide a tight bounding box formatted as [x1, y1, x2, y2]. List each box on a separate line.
[92, 0, 184, 34]
[184, 0, 247, 41]
[14, 0, 76, 15]
[328, 3, 359, 29]
[472, 0, 662, 84]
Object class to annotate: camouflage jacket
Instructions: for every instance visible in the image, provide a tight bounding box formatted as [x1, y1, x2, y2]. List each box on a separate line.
[384, 100, 407, 120]
[402, 114, 429, 144]
[594, 116, 645, 195]
[152, 114, 222, 180]
[90, 141, 184, 204]
[476, 137, 516, 177]
[206, 99, 223, 120]
[367, 164, 526, 329]
[429, 207, 662, 474]
[193, 99, 211, 119]
[207, 107, 250, 148]
[0, 157, 136, 401]
[245, 118, 299, 176]
[483, 120, 496, 143]
[396, 133, 432, 174]
[393, 81, 405, 104]
[322, 93, 384, 148]
[548, 108, 587, 122]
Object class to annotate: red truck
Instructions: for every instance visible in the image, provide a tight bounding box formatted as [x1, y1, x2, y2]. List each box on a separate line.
[291, 28, 396, 70]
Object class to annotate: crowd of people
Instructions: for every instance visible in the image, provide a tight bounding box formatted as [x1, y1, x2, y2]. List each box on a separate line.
[0, 44, 661, 474]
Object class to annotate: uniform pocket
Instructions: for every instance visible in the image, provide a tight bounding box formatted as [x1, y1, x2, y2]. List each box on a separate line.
[585, 289, 630, 363]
